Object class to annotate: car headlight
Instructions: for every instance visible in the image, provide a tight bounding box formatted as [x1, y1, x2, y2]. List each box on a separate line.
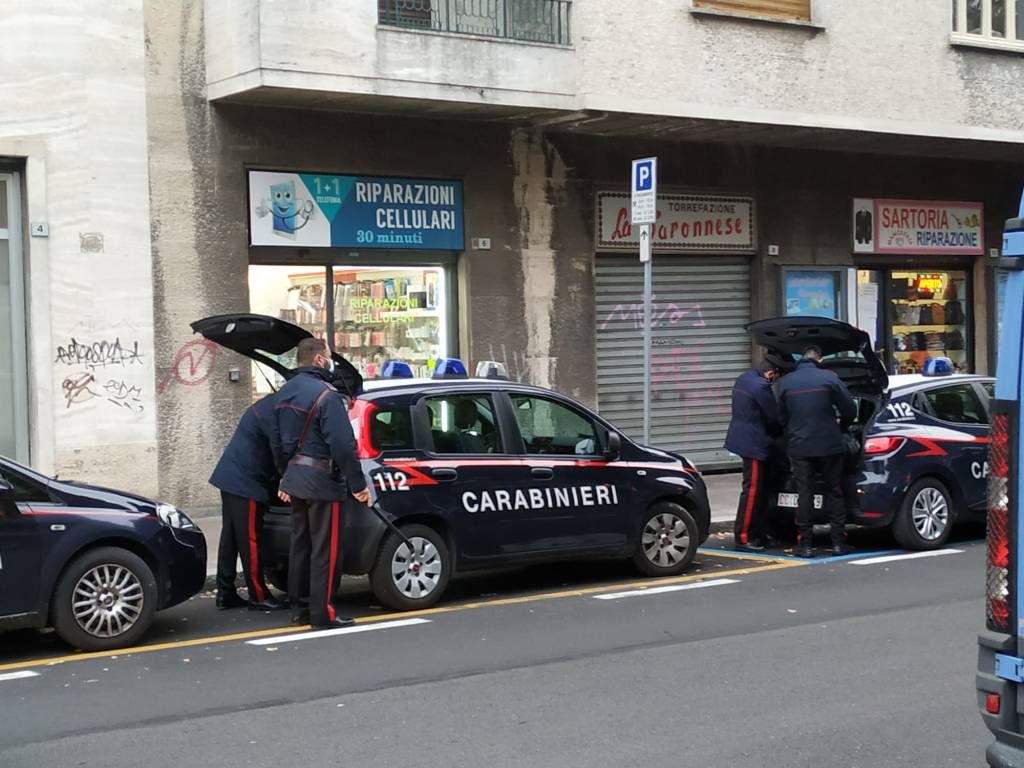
[156, 503, 197, 531]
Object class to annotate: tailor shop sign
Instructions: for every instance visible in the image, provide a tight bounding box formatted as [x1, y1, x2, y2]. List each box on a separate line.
[248, 170, 464, 250]
[852, 198, 983, 256]
[596, 192, 756, 253]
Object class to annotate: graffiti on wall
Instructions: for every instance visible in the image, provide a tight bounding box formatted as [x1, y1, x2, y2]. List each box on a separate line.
[55, 337, 147, 416]
[157, 339, 219, 395]
[598, 299, 707, 333]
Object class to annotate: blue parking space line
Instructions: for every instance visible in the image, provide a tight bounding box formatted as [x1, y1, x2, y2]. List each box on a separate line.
[701, 547, 902, 564]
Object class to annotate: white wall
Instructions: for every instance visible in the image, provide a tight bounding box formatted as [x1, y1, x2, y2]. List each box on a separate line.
[207, 0, 1024, 143]
[206, 0, 578, 109]
[0, 2, 158, 494]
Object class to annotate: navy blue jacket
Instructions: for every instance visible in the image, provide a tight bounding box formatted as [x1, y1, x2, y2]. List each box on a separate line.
[209, 394, 279, 505]
[778, 359, 857, 458]
[274, 366, 366, 501]
[724, 367, 782, 461]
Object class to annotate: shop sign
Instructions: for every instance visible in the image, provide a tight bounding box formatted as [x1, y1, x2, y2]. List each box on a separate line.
[596, 192, 756, 253]
[852, 198, 983, 256]
[248, 170, 464, 250]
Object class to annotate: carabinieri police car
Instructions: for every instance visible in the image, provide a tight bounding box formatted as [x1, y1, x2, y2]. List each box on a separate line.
[196, 314, 712, 611]
[751, 317, 993, 551]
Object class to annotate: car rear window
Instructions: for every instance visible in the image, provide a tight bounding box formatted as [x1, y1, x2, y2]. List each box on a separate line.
[369, 408, 415, 452]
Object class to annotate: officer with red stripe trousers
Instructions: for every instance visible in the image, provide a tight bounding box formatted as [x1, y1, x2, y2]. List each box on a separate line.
[724, 357, 784, 552]
[274, 338, 369, 630]
[210, 394, 285, 611]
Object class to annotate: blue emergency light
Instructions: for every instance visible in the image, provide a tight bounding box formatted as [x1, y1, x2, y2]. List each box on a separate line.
[922, 357, 955, 377]
[432, 357, 468, 379]
[381, 360, 414, 379]
[1004, 196, 1024, 260]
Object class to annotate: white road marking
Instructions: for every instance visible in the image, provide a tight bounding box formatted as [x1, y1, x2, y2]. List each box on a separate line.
[593, 578, 740, 601]
[849, 549, 964, 566]
[0, 671, 40, 683]
[246, 618, 431, 646]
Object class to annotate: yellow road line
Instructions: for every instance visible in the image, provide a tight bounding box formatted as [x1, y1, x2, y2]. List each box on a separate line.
[0, 557, 807, 674]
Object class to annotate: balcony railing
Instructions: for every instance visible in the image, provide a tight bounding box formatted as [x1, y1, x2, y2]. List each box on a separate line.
[379, 0, 572, 45]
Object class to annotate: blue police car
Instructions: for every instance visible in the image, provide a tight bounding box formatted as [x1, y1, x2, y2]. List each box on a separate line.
[751, 317, 992, 550]
[0, 457, 207, 650]
[195, 314, 712, 611]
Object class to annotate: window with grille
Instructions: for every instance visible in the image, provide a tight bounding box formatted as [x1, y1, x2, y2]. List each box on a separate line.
[952, 0, 1024, 48]
[692, 0, 811, 22]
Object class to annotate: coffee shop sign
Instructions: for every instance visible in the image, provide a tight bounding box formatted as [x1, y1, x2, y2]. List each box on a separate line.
[596, 192, 756, 253]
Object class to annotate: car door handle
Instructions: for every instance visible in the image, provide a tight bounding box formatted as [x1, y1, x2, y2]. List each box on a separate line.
[531, 467, 554, 480]
[431, 468, 458, 481]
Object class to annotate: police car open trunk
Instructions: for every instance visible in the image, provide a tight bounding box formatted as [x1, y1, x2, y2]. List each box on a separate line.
[747, 317, 889, 475]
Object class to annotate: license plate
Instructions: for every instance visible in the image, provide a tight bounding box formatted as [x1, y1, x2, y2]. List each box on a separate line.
[777, 493, 823, 509]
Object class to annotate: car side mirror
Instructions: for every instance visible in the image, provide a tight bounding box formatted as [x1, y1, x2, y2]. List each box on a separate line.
[604, 431, 622, 461]
[0, 479, 16, 517]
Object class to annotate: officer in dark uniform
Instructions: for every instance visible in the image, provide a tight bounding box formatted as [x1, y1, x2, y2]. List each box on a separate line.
[209, 394, 285, 611]
[778, 345, 857, 558]
[274, 338, 369, 630]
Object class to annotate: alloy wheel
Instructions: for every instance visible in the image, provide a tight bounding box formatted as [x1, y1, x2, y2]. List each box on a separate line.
[911, 487, 949, 541]
[642, 513, 692, 568]
[391, 537, 443, 599]
[72, 564, 145, 638]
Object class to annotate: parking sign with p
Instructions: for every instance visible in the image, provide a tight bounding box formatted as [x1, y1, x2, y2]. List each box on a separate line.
[631, 157, 657, 226]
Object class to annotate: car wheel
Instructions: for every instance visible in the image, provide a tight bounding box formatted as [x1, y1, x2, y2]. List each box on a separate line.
[893, 478, 955, 551]
[369, 524, 451, 611]
[632, 502, 699, 577]
[52, 547, 158, 651]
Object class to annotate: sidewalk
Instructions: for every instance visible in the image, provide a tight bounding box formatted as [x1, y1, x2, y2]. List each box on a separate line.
[194, 471, 742, 578]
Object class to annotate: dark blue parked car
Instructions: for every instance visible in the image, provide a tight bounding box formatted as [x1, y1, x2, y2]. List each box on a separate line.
[750, 317, 992, 550]
[0, 457, 206, 650]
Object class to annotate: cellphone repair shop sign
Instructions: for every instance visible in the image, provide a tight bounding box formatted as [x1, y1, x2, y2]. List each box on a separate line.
[248, 170, 464, 250]
[852, 198, 983, 256]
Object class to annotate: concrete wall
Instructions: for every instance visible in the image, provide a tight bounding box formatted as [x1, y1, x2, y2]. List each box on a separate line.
[0, 2, 158, 493]
[150, 2, 593, 510]
[205, 0, 578, 110]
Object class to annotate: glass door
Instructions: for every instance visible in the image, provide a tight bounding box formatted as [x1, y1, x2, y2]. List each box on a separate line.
[0, 172, 29, 461]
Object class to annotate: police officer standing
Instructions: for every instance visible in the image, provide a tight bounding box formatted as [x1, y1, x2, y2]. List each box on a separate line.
[209, 394, 285, 611]
[274, 338, 369, 629]
[724, 358, 783, 551]
[778, 345, 857, 558]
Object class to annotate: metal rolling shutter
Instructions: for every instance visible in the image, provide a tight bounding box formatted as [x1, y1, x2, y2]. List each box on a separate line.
[595, 256, 751, 469]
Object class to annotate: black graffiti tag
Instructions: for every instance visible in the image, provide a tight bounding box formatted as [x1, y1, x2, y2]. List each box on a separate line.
[55, 338, 144, 369]
[104, 379, 144, 413]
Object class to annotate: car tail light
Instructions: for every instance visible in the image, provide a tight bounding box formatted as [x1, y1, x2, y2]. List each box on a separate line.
[987, 408, 1014, 634]
[348, 400, 380, 459]
[986, 693, 1002, 715]
[863, 436, 906, 456]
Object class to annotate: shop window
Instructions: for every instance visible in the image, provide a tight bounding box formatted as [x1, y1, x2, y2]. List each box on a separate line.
[248, 264, 449, 401]
[888, 271, 968, 375]
[369, 408, 415, 452]
[424, 395, 503, 455]
[510, 395, 600, 456]
[952, 0, 1024, 50]
[693, 0, 812, 22]
[783, 270, 843, 319]
[925, 384, 987, 425]
[333, 267, 446, 380]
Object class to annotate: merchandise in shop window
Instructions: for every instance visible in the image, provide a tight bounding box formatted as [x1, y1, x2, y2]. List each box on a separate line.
[888, 271, 968, 375]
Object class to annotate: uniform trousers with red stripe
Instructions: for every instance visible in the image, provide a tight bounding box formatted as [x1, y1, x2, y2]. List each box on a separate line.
[733, 457, 769, 546]
[216, 491, 270, 603]
[288, 498, 343, 626]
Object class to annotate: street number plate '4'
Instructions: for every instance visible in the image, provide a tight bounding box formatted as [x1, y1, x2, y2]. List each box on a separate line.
[778, 493, 823, 509]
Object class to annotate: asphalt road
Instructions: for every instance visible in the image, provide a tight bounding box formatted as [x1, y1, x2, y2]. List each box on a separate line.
[0, 528, 992, 768]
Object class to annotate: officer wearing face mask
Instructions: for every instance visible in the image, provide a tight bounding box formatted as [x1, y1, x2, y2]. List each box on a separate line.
[272, 337, 369, 630]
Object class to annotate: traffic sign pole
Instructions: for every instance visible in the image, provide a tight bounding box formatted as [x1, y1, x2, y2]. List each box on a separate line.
[631, 157, 657, 446]
[642, 224, 653, 445]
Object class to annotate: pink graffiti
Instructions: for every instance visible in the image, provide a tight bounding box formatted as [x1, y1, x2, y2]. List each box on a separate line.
[599, 300, 706, 332]
[650, 345, 732, 428]
[157, 339, 218, 395]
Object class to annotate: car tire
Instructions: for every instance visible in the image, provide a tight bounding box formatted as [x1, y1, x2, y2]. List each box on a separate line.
[369, 524, 451, 611]
[52, 547, 158, 652]
[632, 502, 699, 577]
[892, 478, 956, 551]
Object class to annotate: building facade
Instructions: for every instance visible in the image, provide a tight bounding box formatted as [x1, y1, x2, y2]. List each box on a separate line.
[2, 0, 1024, 508]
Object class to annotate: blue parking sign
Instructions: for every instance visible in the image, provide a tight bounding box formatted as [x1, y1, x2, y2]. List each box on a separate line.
[635, 161, 654, 192]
